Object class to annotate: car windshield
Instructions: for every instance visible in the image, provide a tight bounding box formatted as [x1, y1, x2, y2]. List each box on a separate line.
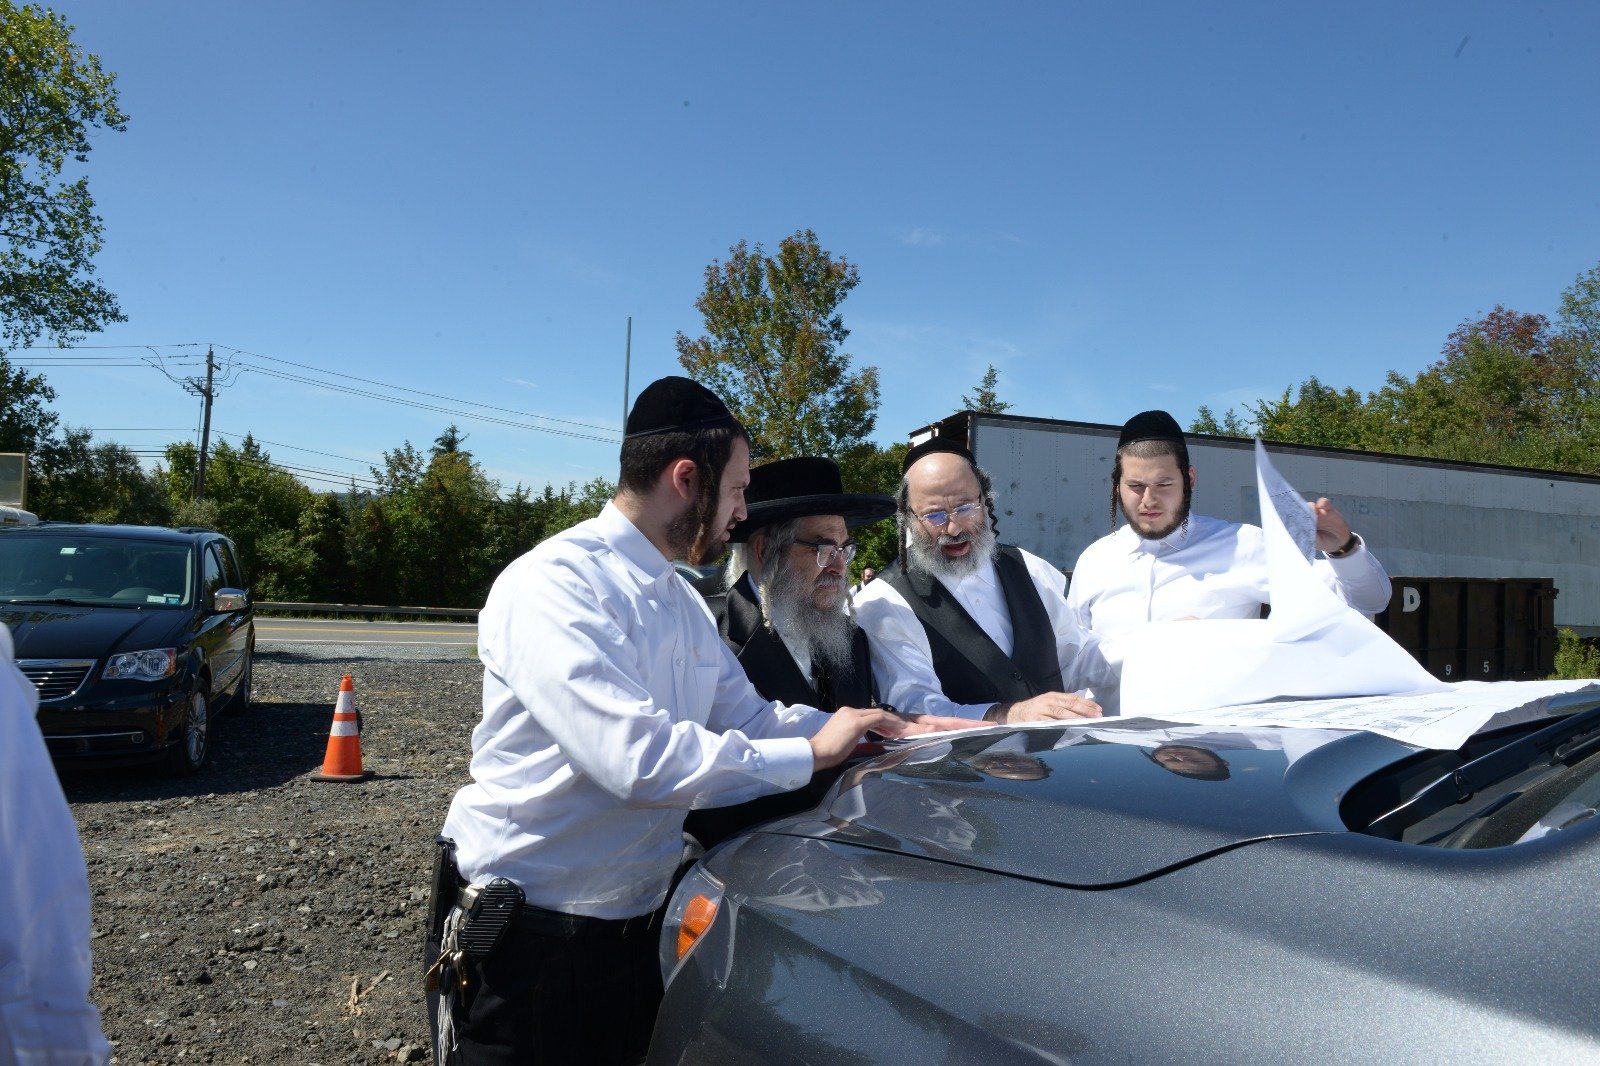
[0, 534, 193, 608]
[1345, 706, 1600, 849]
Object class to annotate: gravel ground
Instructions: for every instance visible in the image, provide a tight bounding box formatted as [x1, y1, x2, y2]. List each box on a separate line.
[60, 642, 482, 1066]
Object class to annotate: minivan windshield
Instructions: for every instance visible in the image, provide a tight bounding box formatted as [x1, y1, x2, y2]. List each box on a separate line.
[0, 534, 193, 608]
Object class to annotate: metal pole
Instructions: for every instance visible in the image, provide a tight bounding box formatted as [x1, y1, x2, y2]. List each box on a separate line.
[623, 316, 632, 430]
[194, 346, 216, 502]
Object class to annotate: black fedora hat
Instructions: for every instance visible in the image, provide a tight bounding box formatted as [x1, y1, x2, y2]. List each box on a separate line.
[730, 457, 895, 542]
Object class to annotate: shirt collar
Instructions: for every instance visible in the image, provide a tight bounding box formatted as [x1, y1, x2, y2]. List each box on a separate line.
[598, 501, 677, 584]
[1121, 518, 1194, 557]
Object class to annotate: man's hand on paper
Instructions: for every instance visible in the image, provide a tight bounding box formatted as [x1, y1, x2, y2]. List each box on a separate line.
[899, 713, 990, 734]
[811, 707, 914, 769]
[1312, 497, 1355, 554]
[987, 692, 1102, 723]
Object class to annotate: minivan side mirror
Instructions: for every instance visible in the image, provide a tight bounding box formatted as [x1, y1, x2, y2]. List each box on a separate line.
[213, 588, 249, 613]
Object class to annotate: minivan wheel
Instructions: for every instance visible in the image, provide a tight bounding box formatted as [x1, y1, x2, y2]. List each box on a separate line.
[163, 684, 211, 776]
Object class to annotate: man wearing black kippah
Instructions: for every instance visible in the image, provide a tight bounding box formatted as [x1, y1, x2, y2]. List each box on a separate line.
[855, 438, 1117, 722]
[428, 378, 966, 1065]
[1067, 410, 1391, 638]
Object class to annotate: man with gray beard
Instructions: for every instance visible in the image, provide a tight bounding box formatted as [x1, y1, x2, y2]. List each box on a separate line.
[856, 438, 1117, 722]
[684, 456, 895, 848]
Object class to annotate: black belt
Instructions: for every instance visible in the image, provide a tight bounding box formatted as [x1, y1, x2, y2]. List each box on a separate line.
[457, 888, 662, 941]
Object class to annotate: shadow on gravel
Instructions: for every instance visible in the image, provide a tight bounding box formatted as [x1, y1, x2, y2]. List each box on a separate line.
[59, 699, 339, 804]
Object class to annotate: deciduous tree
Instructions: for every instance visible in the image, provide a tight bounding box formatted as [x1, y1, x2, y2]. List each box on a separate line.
[675, 229, 879, 458]
[1, 1, 127, 349]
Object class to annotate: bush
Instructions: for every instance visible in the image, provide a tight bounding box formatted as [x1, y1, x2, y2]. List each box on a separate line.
[1551, 628, 1600, 680]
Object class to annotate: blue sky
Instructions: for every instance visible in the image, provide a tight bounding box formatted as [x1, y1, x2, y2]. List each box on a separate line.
[15, 2, 1600, 495]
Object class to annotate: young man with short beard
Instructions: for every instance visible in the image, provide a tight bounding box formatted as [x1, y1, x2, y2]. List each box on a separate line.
[684, 456, 894, 848]
[430, 378, 946, 1066]
[1066, 409, 1391, 639]
[854, 438, 1115, 722]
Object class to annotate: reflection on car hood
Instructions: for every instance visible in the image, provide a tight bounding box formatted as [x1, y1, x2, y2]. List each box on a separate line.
[774, 718, 1410, 887]
[1, 603, 185, 660]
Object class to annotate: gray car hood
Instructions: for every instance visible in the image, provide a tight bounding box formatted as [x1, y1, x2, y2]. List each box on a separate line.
[772, 718, 1409, 887]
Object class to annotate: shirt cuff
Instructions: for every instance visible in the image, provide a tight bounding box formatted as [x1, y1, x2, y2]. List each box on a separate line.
[1325, 533, 1365, 564]
[754, 737, 816, 791]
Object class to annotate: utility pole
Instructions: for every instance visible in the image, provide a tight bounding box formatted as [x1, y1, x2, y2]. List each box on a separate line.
[192, 346, 216, 502]
[622, 317, 632, 430]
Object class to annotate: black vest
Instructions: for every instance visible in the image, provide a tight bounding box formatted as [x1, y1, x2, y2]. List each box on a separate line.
[715, 572, 876, 711]
[881, 544, 1065, 706]
[685, 572, 875, 850]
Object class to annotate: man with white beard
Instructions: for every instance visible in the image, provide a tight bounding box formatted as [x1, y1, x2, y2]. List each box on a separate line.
[855, 438, 1114, 722]
[684, 456, 896, 847]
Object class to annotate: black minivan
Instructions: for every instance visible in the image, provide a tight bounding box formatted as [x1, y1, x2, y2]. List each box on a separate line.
[0, 524, 254, 775]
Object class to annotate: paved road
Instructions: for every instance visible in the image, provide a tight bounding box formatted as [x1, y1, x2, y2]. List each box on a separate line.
[255, 616, 477, 646]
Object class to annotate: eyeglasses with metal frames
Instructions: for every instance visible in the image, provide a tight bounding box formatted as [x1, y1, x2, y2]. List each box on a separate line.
[916, 501, 982, 528]
[792, 538, 858, 568]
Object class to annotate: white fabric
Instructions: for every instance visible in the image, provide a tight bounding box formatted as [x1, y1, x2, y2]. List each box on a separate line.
[0, 627, 111, 1066]
[854, 547, 1115, 719]
[1066, 514, 1392, 640]
[441, 502, 826, 919]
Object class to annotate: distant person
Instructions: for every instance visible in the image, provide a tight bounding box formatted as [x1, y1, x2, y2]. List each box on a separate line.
[1068, 410, 1392, 638]
[855, 438, 1115, 721]
[685, 455, 896, 848]
[0, 625, 112, 1065]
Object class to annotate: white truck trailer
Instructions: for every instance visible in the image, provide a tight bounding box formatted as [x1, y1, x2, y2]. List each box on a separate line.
[908, 411, 1599, 658]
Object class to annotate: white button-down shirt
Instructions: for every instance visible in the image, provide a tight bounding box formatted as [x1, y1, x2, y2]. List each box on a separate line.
[442, 503, 825, 918]
[0, 626, 111, 1066]
[1066, 514, 1392, 640]
[854, 549, 1116, 719]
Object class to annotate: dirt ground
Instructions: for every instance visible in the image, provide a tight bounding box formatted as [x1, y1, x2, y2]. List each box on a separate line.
[61, 646, 480, 1065]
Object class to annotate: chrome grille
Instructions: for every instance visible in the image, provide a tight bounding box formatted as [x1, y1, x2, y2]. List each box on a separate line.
[18, 659, 96, 703]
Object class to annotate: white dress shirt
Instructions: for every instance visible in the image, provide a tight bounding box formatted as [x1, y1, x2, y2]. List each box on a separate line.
[0, 626, 111, 1066]
[1067, 514, 1392, 640]
[442, 502, 826, 918]
[854, 548, 1116, 720]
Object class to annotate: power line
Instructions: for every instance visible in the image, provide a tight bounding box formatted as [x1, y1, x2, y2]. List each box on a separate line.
[240, 365, 619, 443]
[20, 340, 624, 443]
[216, 344, 619, 436]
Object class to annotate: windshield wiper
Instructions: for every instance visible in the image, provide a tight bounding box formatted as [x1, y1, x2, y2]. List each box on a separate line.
[3, 596, 102, 607]
[1365, 703, 1600, 839]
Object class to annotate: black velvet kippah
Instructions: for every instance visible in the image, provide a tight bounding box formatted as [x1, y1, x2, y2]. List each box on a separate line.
[901, 436, 975, 474]
[624, 376, 739, 438]
[1117, 410, 1186, 450]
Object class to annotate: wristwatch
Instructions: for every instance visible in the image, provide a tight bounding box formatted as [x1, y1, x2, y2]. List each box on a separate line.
[1325, 532, 1361, 559]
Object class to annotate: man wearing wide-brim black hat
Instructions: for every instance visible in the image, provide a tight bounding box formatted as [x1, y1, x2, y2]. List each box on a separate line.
[684, 455, 895, 849]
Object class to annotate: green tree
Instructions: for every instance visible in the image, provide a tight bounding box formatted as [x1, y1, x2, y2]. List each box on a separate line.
[1, 1, 127, 350]
[1190, 405, 1251, 436]
[0, 350, 57, 468]
[29, 424, 168, 522]
[675, 229, 879, 458]
[163, 435, 316, 582]
[1196, 262, 1600, 476]
[961, 364, 1011, 413]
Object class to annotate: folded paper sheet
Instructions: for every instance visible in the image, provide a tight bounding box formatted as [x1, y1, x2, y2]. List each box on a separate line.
[1118, 440, 1452, 722]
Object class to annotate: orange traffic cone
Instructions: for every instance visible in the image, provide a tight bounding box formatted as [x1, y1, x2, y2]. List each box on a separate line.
[312, 675, 373, 782]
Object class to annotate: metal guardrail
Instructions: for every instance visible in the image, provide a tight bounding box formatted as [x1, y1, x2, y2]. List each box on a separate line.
[256, 601, 479, 620]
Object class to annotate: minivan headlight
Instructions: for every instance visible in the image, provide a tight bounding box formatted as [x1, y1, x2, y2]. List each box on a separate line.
[103, 648, 178, 681]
